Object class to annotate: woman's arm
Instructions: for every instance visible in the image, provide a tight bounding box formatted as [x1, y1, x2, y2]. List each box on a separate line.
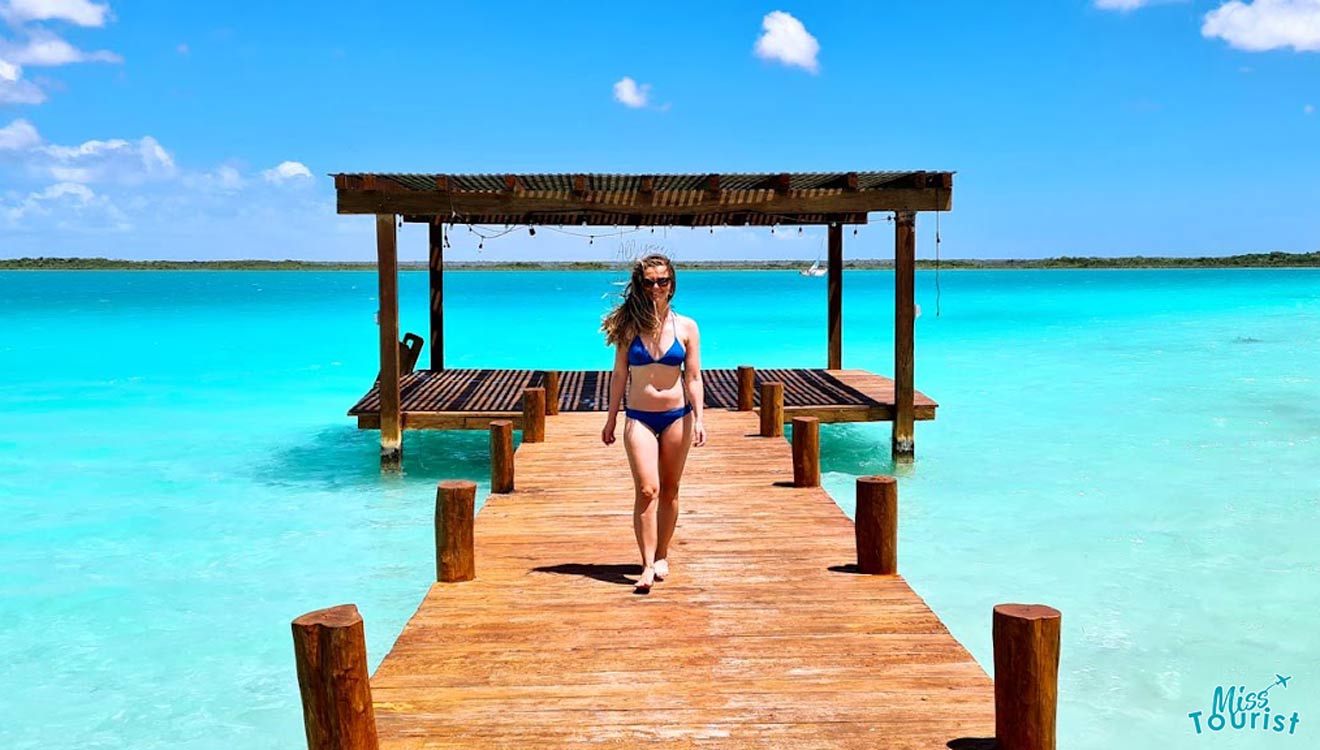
[607, 342, 629, 418]
[684, 318, 707, 447]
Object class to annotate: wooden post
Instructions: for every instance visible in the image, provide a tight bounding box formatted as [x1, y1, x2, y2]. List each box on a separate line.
[993, 604, 1062, 750]
[828, 223, 843, 369]
[893, 211, 916, 461]
[855, 475, 897, 574]
[376, 214, 401, 468]
[291, 604, 379, 750]
[522, 387, 545, 443]
[543, 371, 560, 416]
[759, 382, 784, 437]
[435, 480, 476, 582]
[428, 221, 444, 370]
[736, 365, 756, 411]
[490, 420, 514, 493]
[791, 416, 820, 487]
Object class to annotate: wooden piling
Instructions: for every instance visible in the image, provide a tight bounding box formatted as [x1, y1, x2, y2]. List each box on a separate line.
[893, 211, 916, 461]
[736, 365, 756, 411]
[828, 223, 843, 369]
[543, 371, 560, 416]
[427, 221, 444, 371]
[490, 420, 514, 493]
[375, 214, 401, 468]
[435, 480, 476, 582]
[759, 381, 784, 437]
[855, 475, 897, 574]
[521, 387, 546, 442]
[993, 604, 1062, 750]
[792, 416, 820, 487]
[291, 604, 379, 750]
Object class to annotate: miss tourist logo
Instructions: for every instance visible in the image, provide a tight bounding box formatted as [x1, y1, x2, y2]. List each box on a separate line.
[1188, 674, 1301, 736]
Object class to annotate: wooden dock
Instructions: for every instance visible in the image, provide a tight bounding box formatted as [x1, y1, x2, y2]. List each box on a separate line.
[328, 409, 1010, 749]
[349, 368, 938, 431]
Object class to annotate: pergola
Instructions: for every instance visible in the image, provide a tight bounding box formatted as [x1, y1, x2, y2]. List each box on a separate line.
[333, 170, 953, 466]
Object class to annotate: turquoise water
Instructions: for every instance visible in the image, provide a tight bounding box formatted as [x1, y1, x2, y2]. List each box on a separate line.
[2, 268, 1318, 748]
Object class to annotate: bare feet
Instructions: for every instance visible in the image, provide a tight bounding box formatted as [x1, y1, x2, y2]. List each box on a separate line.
[634, 565, 656, 593]
[654, 559, 669, 581]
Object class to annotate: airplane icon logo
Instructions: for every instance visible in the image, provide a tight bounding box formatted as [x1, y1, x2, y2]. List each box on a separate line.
[1259, 674, 1291, 695]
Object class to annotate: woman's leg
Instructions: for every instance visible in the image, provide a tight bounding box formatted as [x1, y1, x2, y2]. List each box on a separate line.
[623, 417, 662, 586]
[655, 412, 695, 568]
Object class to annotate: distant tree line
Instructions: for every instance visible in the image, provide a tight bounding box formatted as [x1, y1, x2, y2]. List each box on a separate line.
[2, 252, 1319, 271]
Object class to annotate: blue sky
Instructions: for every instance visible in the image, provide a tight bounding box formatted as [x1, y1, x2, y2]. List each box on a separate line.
[1, 0, 1318, 262]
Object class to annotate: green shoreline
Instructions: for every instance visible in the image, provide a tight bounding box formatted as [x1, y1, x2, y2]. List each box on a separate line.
[2, 252, 1319, 271]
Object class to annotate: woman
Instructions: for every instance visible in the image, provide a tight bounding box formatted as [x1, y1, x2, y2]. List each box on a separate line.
[600, 253, 707, 593]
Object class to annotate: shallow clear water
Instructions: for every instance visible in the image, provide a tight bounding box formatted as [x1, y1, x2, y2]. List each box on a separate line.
[2, 269, 1317, 748]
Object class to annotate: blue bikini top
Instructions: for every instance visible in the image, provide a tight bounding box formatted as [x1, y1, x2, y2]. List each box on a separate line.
[628, 315, 685, 367]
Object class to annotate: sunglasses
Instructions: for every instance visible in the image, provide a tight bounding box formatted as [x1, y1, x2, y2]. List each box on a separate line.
[640, 277, 672, 288]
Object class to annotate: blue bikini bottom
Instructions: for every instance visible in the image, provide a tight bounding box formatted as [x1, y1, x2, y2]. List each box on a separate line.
[625, 403, 693, 437]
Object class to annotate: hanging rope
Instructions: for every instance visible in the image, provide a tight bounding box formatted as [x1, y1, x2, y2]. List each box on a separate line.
[935, 186, 942, 318]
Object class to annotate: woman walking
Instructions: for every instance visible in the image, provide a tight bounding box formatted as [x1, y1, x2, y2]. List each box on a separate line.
[600, 253, 707, 593]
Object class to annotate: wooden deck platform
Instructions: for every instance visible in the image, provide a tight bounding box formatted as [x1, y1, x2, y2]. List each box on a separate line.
[350, 368, 938, 431]
[367, 410, 993, 748]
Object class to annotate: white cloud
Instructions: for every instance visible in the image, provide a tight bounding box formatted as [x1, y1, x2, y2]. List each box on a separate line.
[0, 117, 39, 149]
[753, 11, 819, 73]
[1, 0, 111, 27]
[1307, 104, 1316, 114]
[0, 28, 120, 65]
[1, 181, 130, 231]
[37, 135, 174, 184]
[612, 76, 651, 108]
[1096, 0, 1153, 9]
[261, 160, 312, 183]
[1203, 0, 1320, 52]
[175, 42, 187, 55]
[0, 58, 43, 102]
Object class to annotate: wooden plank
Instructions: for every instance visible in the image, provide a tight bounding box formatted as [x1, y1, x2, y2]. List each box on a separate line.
[350, 369, 938, 428]
[376, 214, 401, 465]
[368, 411, 994, 749]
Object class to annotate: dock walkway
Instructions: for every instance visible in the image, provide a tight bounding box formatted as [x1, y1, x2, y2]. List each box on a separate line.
[367, 409, 995, 748]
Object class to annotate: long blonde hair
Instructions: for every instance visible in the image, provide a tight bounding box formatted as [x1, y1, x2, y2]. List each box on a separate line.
[601, 253, 677, 347]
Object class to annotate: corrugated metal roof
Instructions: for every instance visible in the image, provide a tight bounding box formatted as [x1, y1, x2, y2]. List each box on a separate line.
[332, 171, 954, 224]
[335, 171, 949, 192]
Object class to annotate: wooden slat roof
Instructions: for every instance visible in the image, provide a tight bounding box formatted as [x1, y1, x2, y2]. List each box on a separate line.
[332, 170, 953, 226]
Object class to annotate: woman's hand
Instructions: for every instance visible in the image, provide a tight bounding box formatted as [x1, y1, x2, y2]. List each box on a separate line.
[693, 418, 707, 447]
[601, 415, 617, 445]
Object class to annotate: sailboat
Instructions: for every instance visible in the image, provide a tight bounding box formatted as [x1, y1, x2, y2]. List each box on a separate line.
[799, 257, 826, 277]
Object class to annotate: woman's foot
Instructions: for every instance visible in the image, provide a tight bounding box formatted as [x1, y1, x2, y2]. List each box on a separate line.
[654, 558, 669, 581]
[634, 565, 656, 593]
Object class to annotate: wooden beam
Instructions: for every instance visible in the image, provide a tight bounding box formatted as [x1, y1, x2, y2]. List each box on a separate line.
[376, 214, 401, 467]
[756, 172, 792, 194]
[337, 187, 951, 217]
[893, 211, 916, 461]
[434, 175, 450, 192]
[428, 221, 444, 370]
[824, 172, 859, 191]
[828, 223, 843, 370]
